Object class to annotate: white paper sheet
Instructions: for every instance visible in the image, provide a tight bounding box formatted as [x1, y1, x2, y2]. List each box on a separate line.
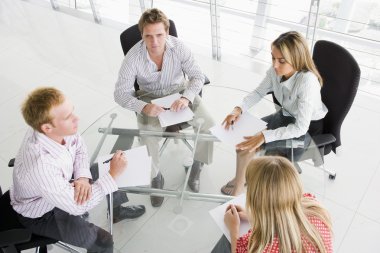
[151, 93, 194, 127]
[210, 113, 267, 146]
[97, 146, 151, 187]
[209, 194, 250, 243]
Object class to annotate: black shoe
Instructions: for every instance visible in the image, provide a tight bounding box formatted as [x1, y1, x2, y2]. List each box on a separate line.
[150, 172, 165, 207]
[113, 205, 146, 223]
[188, 161, 202, 193]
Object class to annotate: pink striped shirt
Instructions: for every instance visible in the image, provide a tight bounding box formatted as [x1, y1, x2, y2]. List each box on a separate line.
[10, 128, 118, 218]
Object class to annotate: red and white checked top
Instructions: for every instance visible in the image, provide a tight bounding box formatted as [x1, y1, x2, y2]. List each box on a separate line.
[236, 194, 332, 253]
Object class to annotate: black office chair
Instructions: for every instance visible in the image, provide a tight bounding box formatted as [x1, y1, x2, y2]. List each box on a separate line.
[0, 186, 57, 253]
[0, 185, 32, 253]
[309, 40, 360, 178]
[2, 161, 81, 253]
[270, 40, 360, 179]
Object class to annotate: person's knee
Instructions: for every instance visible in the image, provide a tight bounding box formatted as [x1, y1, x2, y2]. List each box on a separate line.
[95, 229, 114, 250]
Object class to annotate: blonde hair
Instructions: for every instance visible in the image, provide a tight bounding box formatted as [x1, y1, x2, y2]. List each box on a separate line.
[21, 87, 64, 133]
[272, 31, 323, 86]
[138, 8, 170, 33]
[245, 156, 332, 253]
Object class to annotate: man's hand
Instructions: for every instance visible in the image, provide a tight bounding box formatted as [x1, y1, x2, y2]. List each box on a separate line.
[171, 97, 189, 112]
[109, 150, 127, 179]
[236, 132, 265, 152]
[224, 205, 241, 240]
[142, 103, 164, 117]
[73, 177, 91, 205]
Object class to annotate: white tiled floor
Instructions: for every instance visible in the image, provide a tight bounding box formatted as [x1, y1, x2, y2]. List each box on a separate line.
[1, 1, 380, 252]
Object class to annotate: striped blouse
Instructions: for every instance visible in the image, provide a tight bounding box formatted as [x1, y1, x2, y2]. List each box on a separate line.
[10, 128, 118, 218]
[114, 35, 205, 113]
[240, 67, 328, 143]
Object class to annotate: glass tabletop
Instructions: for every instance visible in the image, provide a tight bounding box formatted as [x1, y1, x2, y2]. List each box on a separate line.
[81, 85, 326, 252]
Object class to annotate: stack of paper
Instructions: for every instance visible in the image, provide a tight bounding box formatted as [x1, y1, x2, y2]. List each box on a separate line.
[209, 194, 250, 242]
[97, 145, 151, 187]
[210, 113, 267, 146]
[151, 93, 194, 127]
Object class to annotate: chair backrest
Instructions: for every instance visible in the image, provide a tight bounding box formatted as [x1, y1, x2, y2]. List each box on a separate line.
[0, 190, 24, 232]
[312, 40, 360, 152]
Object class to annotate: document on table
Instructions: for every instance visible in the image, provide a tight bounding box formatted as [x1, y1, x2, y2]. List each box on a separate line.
[210, 113, 267, 146]
[151, 93, 194, 127]
[97, 146, 151, 187]
[209, 194, 250, 243]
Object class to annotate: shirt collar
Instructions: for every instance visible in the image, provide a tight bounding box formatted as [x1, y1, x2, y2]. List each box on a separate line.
[33, 129, 69, 159]
[278, 71, 299, 89]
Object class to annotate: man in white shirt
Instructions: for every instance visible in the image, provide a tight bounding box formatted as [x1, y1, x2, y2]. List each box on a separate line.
[114, 8, 214, 206]
[10, 87, 145, 252]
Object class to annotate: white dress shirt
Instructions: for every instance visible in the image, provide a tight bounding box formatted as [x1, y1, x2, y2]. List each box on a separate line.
[241, 67, 328, 143]
[10, 128, 118, 218]
[114, 35, 205, 113]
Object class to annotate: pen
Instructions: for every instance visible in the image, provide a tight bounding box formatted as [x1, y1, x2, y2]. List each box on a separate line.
[231, 120, 234, 130]
[103, 157, 112, 164]
[162, 107, 171, 110]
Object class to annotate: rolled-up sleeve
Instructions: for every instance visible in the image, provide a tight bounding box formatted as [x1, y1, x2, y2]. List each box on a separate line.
[179, 43, 204, 103]
[31, 161, 117, 216]
[114, 53, 148, 113]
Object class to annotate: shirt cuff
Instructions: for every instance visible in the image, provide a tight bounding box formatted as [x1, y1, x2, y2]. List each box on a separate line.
[181, 90, 196, 104]
[97, 173, 118, 195]
[135, 100, 148, 114]
[262, 129, 276, 143]
[74, 169, 92, 181]
[239, 103, 248, 113]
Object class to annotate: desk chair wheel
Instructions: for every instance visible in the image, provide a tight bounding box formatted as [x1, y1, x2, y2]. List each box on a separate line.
[329, 174, 336, 180]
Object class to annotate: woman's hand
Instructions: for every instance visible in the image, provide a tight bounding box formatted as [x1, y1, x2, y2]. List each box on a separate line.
[236, 132, 265, 152]
[222, 107, 242, 130]
[233, 205, 248, 221]
[224, 204, 241, 240]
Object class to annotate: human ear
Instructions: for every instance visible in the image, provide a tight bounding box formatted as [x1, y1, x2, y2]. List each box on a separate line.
[40, 123, 53, 134]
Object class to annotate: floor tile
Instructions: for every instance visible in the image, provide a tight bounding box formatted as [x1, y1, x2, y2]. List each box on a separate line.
[338, 214, 380, 253]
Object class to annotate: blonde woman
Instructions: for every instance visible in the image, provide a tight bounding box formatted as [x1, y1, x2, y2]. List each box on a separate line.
[212, 156, 333, 253]
[221, 31, 327, 196]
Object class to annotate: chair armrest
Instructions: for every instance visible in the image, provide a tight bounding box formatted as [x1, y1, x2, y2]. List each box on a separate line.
[312, 134, 336, 147]
[8, 158, 15, 167]
[0, 229, 32, 247]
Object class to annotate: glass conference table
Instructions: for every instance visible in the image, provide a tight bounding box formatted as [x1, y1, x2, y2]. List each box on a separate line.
[81, 86, 326, 252]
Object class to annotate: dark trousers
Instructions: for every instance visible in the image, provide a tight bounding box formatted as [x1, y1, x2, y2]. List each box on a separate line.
[211, 235, 231, 253]
[17, 208, 113, 253]
[261, 110, 323, 161]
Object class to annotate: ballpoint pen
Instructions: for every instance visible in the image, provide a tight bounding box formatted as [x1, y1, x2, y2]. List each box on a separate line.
[231, 120, 234, 130]
[162, 107, 171, 110]
[103, 157, 112, 164]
